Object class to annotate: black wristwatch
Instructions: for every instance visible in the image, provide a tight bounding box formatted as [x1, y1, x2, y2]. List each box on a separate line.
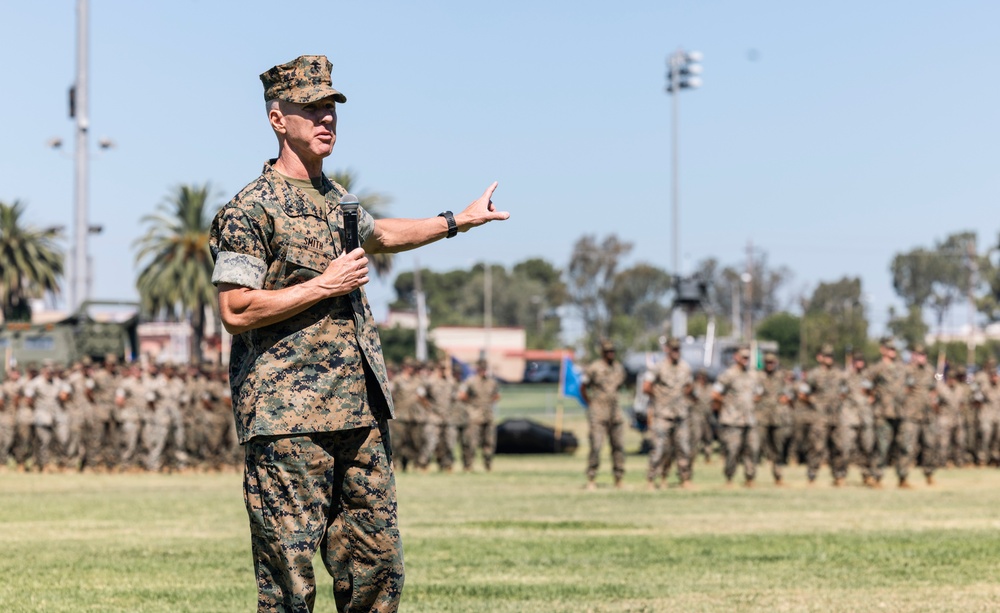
[438, 210, 458, 238]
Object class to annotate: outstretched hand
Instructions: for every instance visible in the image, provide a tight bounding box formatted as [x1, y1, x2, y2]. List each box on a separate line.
[456, 182, 510, 232]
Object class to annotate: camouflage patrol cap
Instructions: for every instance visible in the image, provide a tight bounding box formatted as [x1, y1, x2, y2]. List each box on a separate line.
[764, 352, 778, 363]
[261, 55, 347, 104]
[879, 336, 896, 349]
[819, 344, 834, 357]
[912, 343, 926, 354]
[599, 339, 617, 353]
[737, 347, 751, 359]
[665, 338, 681, 351]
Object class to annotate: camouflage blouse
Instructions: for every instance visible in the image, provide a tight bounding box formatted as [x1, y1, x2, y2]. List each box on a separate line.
[210, 161, 393, 443]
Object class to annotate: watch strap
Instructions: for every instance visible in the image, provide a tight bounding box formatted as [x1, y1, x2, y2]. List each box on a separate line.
[438, 210, 458, 238]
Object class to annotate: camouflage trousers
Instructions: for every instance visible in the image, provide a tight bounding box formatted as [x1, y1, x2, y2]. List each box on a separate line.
[418, 423, 454, 471]
[792, 420, 828, 482]
[937, 418, 966, 468]
[718, 425, 759, 482]
[646, 417, 691, 483]
[244, 421, 403, 613]
[0, 414, 13, 465]
[873, 418, 917, 482]
[976, 411, 1000, 466]
[756, 423, 792, 481]
[463, 421, 495, 471]
[915, 420, 940, 477]
[586, 416, 625, 481]
[388, 421, 421, 472]
[689, 408, 715, 462]
[34, 424, 59, 471]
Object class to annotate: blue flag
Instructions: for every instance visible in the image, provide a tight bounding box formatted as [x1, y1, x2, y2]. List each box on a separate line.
[561, 356, 587, 408]
[451, 355, 474, 380]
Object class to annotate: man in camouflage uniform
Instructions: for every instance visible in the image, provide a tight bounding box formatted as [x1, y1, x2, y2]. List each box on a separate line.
[210, 54, 507, 612]
[712, 347, 760, 487]
[458, 359, 500, 472]
[389, 359, 423, 472]
[755, 352, 793, 486]
[115, 364, 148, 473]
[689, 369, 716, 463]
[24, 364, 70, 473]
[85, 357, 119, 471]
[420, 360, 456, 472]
[578, 340, 627, 490]
[643, 338, 693, 489]
[907, 345, 939, 485]
[799, 344, 840, 484]
[936, 367, 967, 468]
[971, 358, 1000, 467]
[868, 337, 908, 488]
[0, 369, 16, 470]
[845, 354, 877, 484]
[13, 367, 36, 471]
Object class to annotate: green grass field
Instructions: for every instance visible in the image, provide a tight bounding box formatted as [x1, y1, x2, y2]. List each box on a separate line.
[3, 384, 1000, 612]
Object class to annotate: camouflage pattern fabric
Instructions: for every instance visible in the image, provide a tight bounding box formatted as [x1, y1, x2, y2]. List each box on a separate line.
[260, 55, 347, 104]
[244, 422, 403, 613]
[713, 364, 761, 481]
[643, 358, 693, 484]
[209, 161, 393, 443]
[936, 379, 967, 467]
[713, 364, 759, 428]
[755, 368, 793, 482]
[581, 358, 626, 481]
[212, 160, 403, 611]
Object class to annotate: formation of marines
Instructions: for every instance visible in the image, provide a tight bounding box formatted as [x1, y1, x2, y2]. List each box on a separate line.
[589, 336, 1000, 489]
[387, 357, 500, 474]
[0, 352, 503, 477]
[0, 357, 240, 474]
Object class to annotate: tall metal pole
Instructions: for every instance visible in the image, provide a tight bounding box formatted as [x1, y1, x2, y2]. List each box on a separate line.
[483, 264, 492, 362]
[670, 59, 680, 278]
[414, 258, 428, 361]
[72, 0, 90, 312]
[966, 238, 978, 369]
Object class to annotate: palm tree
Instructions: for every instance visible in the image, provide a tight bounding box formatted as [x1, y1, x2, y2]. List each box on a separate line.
[0, 200, 63, 322]
[327, 169, 395, 276]
[134, 184, 219, 364]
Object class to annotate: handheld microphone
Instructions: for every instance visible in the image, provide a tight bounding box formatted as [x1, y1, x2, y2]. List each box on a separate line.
[340, 194, 360, 252]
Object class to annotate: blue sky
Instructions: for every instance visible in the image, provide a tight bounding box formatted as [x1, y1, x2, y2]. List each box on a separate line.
[3, 1, 999, 336]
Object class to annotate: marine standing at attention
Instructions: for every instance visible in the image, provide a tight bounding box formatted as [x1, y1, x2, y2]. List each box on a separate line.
[209, 55, 508, 612]
[580, 340, 627, 490]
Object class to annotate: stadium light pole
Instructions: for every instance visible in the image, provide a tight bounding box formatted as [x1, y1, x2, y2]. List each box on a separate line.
[666, 47, 702, 338]
[70, 0, 91, 313]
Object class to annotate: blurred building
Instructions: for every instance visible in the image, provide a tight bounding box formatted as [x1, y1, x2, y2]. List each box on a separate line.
[430, 326, 526, 382]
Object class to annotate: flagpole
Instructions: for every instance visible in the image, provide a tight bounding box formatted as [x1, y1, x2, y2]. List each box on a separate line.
[554, 351, 567, 452]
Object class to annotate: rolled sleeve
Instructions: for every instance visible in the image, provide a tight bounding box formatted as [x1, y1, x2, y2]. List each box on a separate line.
[359, 206, 375, 244]
[210, 206, 269, 289]
[212, 251, 267, 289]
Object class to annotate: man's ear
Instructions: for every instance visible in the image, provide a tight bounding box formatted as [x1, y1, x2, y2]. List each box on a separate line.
[269, 106, 286, 134]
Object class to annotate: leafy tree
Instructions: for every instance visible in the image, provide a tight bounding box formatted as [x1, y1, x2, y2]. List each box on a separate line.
[691, 252, 792, 333]
[328, 169, 394, 277]
[886, 305, 929, 349]
[756, 311, 801, 364]
[390, 259, 567, 349]
[606, 263, 673, 350]
[0, 200, 63, 322]
[686, 312, 732, 339]
[134, 184, 220, 364]
[379, 325, 439, 366]
[800, 276, 868, 364]
[566, 234, 633, 351]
